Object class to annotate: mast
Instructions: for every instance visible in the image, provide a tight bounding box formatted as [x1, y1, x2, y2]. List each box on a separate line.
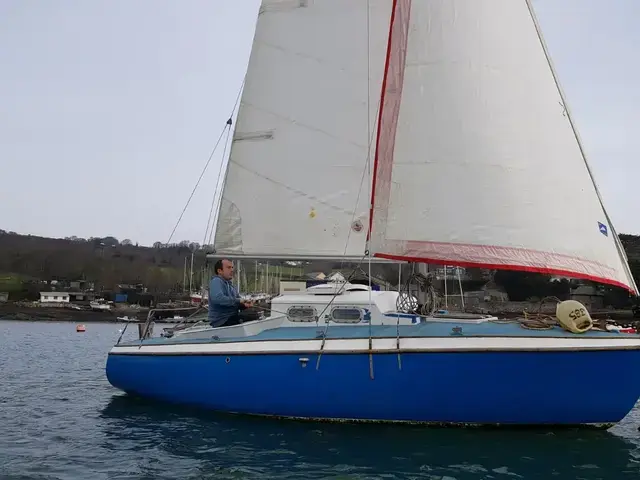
[189, 252, 194, 294]
[183, 257, 187, 293]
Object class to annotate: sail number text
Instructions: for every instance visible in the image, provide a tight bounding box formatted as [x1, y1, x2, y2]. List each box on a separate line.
[568, 308, 587, 321]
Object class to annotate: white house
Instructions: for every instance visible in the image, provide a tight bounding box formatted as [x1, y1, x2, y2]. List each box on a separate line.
[40, 292, 70, 303]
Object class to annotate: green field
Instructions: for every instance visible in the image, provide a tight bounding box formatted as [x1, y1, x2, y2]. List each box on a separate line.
[0, 274, 28, 293]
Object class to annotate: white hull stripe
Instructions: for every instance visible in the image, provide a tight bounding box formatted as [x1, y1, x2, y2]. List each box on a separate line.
[110, 336, 640, 355]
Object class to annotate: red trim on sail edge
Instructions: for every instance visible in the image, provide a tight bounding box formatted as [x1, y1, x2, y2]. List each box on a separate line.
[367, 0, 399, 242]
[373, 252, 635, 294]
[387, 238, 614, 268]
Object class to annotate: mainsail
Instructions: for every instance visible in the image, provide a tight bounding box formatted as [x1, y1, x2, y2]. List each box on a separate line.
[368, 0, 637, 293]
[213, 0, 392, 259]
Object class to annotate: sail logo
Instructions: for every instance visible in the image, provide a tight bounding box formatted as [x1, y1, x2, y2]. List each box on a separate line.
[598, 222, 608, 237]
[351, 220, 364, 233]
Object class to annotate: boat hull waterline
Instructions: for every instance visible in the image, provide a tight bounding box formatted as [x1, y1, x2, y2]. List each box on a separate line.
[106, 335, 640, 426]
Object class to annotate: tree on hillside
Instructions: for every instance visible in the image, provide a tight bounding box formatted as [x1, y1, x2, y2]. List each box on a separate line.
[0, 232, 210, 292]
[101, 236, 119, 247]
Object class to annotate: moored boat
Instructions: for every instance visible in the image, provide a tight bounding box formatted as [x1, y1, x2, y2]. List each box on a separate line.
[106, 0, 640, 426]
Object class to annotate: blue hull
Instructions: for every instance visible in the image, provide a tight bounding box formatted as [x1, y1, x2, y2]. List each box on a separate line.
[106, 348, 640, 426]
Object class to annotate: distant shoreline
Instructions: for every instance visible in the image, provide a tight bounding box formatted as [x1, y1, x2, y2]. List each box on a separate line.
[1, 303, 635, 324]
[0, 304, 198, 324]
[0, 315, 189, 324]
[1, 317, 134, 324]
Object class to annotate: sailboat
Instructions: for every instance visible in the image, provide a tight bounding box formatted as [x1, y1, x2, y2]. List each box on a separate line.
[106, 0, 640, 426]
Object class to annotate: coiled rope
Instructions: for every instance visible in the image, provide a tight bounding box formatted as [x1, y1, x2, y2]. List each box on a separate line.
[489, 296, 562, 330]
[396, 270, 439, 317]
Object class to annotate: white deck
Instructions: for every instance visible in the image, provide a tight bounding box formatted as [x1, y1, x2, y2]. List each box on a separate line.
[167, 282, 496, 341]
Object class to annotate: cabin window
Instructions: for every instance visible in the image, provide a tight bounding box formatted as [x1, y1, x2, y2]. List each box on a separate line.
[287, 306, 317, 322]
[330, 307, 363, 323]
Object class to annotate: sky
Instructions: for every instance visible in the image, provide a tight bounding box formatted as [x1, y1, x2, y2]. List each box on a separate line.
[0, 0, 638, 247]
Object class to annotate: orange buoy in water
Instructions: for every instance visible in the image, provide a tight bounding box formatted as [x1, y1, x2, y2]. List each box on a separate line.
[76, 324, 86, 332]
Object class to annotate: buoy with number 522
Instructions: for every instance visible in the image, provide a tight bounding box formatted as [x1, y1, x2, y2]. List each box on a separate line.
[76, 324, 86, 333]
[556, 300, 593, 334]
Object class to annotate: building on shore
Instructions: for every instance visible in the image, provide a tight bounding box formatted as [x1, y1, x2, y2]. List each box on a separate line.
[67, 292, 96, 302]
[570, 284, 605, 310]
[39, 292, 70, 303]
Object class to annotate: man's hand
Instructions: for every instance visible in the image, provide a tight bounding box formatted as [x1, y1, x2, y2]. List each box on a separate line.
[241, 300, 254, 308]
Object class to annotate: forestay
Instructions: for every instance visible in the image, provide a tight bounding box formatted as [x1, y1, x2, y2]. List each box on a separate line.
[368, 0, 637, 293]
[213, 0, 391, 259]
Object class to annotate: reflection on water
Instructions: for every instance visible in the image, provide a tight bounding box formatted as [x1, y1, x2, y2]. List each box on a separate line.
[99, 395, 640, 479]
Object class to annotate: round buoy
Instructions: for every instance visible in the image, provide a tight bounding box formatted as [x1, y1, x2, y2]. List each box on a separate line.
[556, 300, 593, 333]
[76, 324, 86, 332]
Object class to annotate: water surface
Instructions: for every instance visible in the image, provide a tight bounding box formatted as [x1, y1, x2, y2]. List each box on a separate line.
[1, 320, 639, 479]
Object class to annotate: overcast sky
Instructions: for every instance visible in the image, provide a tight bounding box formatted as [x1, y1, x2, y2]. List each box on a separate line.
[1, 0, 638, 246]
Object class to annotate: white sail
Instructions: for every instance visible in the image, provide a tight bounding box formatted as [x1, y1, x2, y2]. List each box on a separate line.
[213, 0, 391, 259]
[368, 0, 637, 292]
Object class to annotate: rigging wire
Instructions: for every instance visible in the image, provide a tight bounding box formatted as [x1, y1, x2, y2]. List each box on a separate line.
[339, 2, 380, 273]
[313, 256, 371, 329]
[203, 123, 233, 246]
[207, 126, 235, 246]
[315, 4, 378, 372]
[164, 125, 231, 246]
[396, 264, 402, 370]
[203, 79, 246, 247]
[338, 107, 380, 272]
[165, 78, 246, 247]
[365, 0, 375, 380]
[314, 254, 368, 371]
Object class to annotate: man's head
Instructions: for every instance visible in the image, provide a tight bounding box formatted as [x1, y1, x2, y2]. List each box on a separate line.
[214, 258, 234, 280]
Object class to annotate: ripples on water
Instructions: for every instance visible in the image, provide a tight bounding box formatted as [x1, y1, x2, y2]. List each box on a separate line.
[0, 320, 639, 479]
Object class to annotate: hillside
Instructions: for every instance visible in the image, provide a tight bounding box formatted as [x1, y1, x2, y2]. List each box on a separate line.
[619, 234, 640, 262]
[0, 231, 208, 296]
[0, 230, 398, 297]
[1, 229, 639, 301]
